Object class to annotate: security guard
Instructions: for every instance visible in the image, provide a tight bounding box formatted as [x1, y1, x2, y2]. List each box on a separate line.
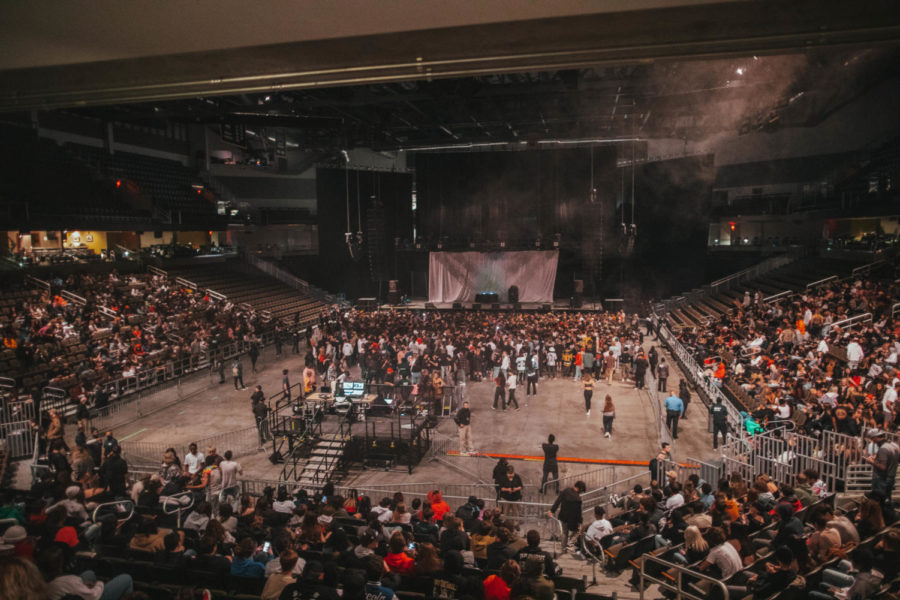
[710, 397, 729, 449]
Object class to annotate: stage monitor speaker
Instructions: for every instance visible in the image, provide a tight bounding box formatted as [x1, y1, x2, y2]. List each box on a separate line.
[452, 302, 463, 310]
[508, 285, 519, 304]
[472, 302, 481, 310]
[574, 279, 584, 294]
[387, 291, 400, 304]
[425, 302, 436, 310]
[491, 302, 501, 310]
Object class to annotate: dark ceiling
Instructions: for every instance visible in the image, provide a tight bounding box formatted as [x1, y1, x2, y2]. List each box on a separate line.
[2, 0, 899, 152]
[55, 46, 900, 152]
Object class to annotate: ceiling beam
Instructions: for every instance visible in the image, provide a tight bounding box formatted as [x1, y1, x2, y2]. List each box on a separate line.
[1, 0, 899, 112]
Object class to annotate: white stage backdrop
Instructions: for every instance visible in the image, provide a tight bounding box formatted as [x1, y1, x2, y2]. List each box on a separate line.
[428, 250, 558, 303]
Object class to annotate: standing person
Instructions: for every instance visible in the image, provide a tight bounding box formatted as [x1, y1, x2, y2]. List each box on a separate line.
[678, 379, 691, 419]
[455, 401, 475, 456]
[75, 395, 90, 433]
[525, 354, 538, 400]
[648, 347, 659, 378]
[649, 443, 671, 480]
[219, 450, 243, 508]
[248, 341, 260, 373]
[547, 481, 586, 553]
[506, 370, 519, 411]
[291, 328, 300, 354]
[710, 397, 729, 449]
[582, 373, 594, 417]
[493, 458, 510, 501]
[541, 434, 559, 495]
[634, 352, 649, 389]
[573, 348, 583, 382]
[664, 390, 684, 439]
[274, 323, 284, 356]
[546, 346, 557, 379]
[492, 370, 507, 411]
[184, 443, 205, 476]
[499, 466, 524, 517]
[252, 390, 270, 447]
[281, 369, 291, 401]
[582, 347, 594, 384]
[865, 428, 899, 498]
[604, 351, 616, 385]
[232, 357, 245, 390]
[656, 358, 669, 392]
[602, 395, 615, 439]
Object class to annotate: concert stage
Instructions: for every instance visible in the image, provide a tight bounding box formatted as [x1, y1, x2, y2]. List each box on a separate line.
[381, 299, 609, 312]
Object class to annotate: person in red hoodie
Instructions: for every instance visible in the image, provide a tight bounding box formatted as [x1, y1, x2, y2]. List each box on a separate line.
[429, 490, 451, 523]
[484, 559, 520, 600]
[384, 531, 415, 575]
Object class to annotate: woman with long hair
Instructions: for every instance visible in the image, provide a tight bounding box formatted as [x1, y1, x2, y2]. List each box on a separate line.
[602, 395, 615, 438]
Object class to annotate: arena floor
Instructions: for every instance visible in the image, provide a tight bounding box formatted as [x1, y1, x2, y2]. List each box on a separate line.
[75, 332, 719, 484]
[46, 331, 723, 598]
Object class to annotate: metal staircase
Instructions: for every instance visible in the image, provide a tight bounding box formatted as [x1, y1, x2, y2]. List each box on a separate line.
[292, 432, 350, 491]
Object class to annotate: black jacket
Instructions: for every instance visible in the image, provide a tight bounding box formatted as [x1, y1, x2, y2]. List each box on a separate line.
[550, 487, 583, 528]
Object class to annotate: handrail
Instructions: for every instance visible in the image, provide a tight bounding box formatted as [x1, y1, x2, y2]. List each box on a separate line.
[822, 312, 872, 336]
[175, 276, 198, 289]
[851, 259, 886, 276]
[147, 265, 167, 277]
[806, 274, 838, 289]
[97, 305, 119, 319]
[245, 253, 335, 305]
[25, 274, 51, 290]
[641, 554, 731, 600]
[763, 289, 792, 303]
[60, 290, 86, 305]
[206, 289, 227, 302]
[91, 499, 135, 524]
[893, 302, 900, 319]
[708, 255, 793, 292]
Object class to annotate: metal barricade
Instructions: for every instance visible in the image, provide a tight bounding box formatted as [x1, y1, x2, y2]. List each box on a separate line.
[1, 420, 36, 458]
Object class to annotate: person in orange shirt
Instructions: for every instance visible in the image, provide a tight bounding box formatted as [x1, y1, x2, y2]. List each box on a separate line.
[714, 362, 726, 379]
[428, 489, 451, 523]
[484, 560, 520, 600]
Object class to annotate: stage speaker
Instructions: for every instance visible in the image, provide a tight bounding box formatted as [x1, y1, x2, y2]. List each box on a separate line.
[491, 302, 500, 310]
[571, 296, 583, 309]
[388, 280, 399, 292]
[472, 302, 481, 310]
[508, 285, 519, 304]
[542, 303, 552, 312]
[452, 302, 463, 310]
[513, 302, 522, 311]
[425, 302, 436, 310]
[574, 279, 584, 294]
[387, 291, 400, 304]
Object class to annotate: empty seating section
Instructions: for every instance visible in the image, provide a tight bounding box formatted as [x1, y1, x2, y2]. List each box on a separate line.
[165, 262, 327, 327]
[0, 128, 147, 226]
[66, 144, 218, 223]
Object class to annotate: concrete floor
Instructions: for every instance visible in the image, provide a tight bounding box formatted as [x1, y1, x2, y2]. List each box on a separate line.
[79, 331, 718, 482]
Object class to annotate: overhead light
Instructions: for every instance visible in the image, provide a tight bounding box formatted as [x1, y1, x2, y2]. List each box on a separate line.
[264, 96, 271, 102]
[736, 67, 745, 75]
[538, 137, 642, 145]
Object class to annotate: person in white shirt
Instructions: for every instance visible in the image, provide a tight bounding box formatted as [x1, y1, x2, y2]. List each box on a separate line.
[506, 372, 520, 410]
[699, 528, 742, 580]
[183, 443, 204, 476]
[846, 338, 864, 370]
[585, 506, 613, 545]
[883, 382, 898, 429]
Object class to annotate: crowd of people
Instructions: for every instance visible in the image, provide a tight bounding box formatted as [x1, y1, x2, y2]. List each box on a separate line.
[669, 275, 900, 445]
[1, 270, 268, 412]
